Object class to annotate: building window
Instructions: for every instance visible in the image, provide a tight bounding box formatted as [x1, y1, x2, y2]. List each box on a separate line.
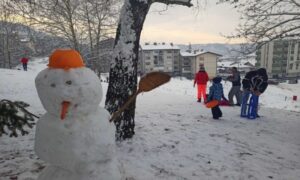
[167, 50, 172, 53]
[146, 56, 151, 60]
[183, 62, 190, 66]
[154, 55, 164, 67]
[289, 63, 293, 70]
[145, 62, 151, 65]
[183, 67, 191, 71]
[296, 63, 299, 70]
[167, 56, 172, 59]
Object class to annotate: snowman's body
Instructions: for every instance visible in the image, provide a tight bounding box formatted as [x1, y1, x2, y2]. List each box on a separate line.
[35, 53, 121, 180]
[35, 109, 119, 180]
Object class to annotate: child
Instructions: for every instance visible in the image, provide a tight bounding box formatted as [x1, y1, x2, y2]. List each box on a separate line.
[21, 57, 29, 71]
[193, 65, 209, 103]
[207, 76, 224, 119]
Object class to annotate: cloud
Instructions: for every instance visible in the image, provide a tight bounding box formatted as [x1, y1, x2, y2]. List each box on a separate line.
[141, 0, 244, 44]
[141, 23, 244, 44]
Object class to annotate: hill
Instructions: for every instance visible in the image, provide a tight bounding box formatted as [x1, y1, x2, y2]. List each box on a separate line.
[0, 58, 299, 179]
[178, 43, 255, 58]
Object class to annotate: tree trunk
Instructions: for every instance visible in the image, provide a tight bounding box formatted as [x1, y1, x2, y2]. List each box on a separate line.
[105, 0, 150, 141]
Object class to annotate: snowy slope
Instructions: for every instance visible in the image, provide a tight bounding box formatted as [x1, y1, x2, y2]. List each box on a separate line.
[0, 58, 300, 180]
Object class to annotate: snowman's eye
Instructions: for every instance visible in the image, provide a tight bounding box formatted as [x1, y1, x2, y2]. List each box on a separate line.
[66, 80, 72, 85]
[50, 83, 56, 88]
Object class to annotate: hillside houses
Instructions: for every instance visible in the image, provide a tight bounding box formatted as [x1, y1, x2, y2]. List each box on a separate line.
[139, 42, 221, 79]
[256, 38, 300, 79]
[218, 59, 256, 75]
[139, 42, 181, 76]
[181, 50, 221, 79]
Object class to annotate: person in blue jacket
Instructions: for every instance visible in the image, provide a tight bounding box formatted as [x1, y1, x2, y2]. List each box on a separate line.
[207, 76, 224, 119]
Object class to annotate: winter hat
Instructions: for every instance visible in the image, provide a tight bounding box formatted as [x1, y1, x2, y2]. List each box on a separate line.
[257, 68, 267, 76]
[212, 76, 222, 84]
[48, 49, 85, 70]
[199, 65, 205, 71]
[256, 68, 268, 80]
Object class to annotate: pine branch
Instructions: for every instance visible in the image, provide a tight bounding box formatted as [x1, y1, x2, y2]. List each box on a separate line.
[0, 99, 38, 137]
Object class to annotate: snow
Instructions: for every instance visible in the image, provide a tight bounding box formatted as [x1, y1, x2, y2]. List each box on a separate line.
[141, 42, 180, 50]
[1, 58, 300, 180]
[218, 59, 256, 69]
[111, 0, 136, 70]
[181, 51, 222, 57]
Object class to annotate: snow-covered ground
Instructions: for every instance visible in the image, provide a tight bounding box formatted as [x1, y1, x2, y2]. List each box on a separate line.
[0, 58, 300, 180]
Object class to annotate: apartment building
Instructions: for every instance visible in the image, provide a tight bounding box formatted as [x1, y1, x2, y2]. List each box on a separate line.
[180, 50, 221, 79]
[139, 42, 180, 76]
[256, 39, 300, 78]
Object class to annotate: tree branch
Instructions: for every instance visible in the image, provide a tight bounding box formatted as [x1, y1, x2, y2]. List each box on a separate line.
[249, 12, 300, 17]
[152, 0, 193, 7]
[290, 0, 300, 7]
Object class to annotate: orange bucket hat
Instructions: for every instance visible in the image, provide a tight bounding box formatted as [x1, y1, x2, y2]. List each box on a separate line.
[48, 49, 85, 70]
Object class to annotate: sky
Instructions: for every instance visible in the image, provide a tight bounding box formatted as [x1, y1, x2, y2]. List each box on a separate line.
[141, 0, 243, 45]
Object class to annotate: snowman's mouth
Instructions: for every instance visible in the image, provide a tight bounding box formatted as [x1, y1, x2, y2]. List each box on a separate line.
[60, 101, 71, 120]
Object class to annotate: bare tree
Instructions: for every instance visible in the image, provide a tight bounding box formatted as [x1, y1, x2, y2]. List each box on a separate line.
[221, 0, 300, 47]
[13, 0, 119, 54]
[14, 0, 83, 51]
[105, 0, 194, 141]
[0, 0, 18, 68]
[0, 0, 32, 69]
[79, 0, 119, 72]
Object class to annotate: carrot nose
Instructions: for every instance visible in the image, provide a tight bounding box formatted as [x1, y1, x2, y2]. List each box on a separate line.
[60, 101, 70, 120]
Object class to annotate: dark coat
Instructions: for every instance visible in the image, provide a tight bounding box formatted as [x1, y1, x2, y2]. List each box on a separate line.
[228, 71, 241, 86]
[242, 68, 268, 93]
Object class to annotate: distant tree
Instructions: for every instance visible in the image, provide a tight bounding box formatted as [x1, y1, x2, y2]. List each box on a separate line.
[0, 1, 22, 69]
[220, 0, 300, 47]
[105, 0, 195, 141]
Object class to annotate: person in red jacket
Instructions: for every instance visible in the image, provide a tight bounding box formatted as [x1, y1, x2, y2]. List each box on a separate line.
[193, 65, 209, 103]
[21, 57, 29, 71]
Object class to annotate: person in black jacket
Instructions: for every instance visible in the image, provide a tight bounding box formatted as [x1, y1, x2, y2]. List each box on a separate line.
[242, 68, 268, 95]
[241, 68, 268, 117]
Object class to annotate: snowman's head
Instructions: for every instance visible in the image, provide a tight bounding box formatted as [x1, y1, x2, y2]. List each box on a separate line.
[35, 49, 103, 120]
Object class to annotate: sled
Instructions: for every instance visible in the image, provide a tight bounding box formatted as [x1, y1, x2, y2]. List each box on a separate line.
[241, 92, 259, 119]
[110, 72, 171, 122]
[205, 100, 219, 108]
[219, 100, 230, 106]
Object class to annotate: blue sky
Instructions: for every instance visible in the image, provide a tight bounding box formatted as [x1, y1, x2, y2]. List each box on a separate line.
[141, 0, 243, 44]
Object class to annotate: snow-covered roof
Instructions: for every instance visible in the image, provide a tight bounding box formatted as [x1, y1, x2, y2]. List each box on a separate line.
[218, 59, 256, 68]
[180, 50, 222, 57]
[140, 42, 180, 50]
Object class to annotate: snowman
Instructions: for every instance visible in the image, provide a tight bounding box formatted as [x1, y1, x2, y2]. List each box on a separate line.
[34, 49, 121, 180]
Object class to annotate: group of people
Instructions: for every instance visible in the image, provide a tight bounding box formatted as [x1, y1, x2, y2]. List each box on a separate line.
[194, 65, 268, 119]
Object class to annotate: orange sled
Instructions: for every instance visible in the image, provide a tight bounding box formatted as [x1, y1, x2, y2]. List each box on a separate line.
[205, 100, 219, 108]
